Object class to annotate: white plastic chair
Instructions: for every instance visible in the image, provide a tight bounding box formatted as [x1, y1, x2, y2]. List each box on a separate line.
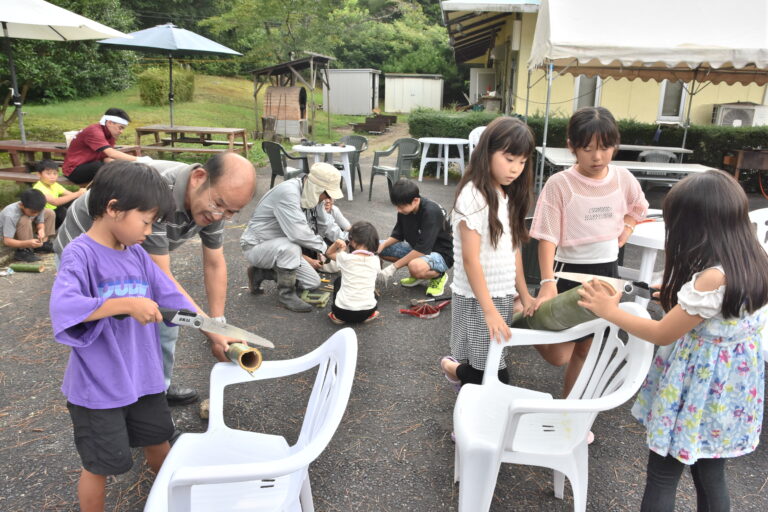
[468, 126, 486, 156]
[749, 207, 768, 252]
[144, 328, 358, 512]
[453, 302, 654, 512]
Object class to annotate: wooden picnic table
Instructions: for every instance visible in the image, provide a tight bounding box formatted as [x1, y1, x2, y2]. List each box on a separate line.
[135, 125, 251, 158]
[0, 140, 138, 184]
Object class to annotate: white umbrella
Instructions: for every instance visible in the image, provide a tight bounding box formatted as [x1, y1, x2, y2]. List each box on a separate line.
[0, 0, 130, 143]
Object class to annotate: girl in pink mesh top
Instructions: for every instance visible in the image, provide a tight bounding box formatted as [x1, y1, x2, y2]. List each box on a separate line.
[529, 106, 648, 401]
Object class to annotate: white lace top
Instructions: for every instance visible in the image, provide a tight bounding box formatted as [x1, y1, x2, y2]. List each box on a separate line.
[450, 182, 517, 298]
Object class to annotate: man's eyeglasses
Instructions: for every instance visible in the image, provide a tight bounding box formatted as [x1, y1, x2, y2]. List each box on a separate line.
[206, 181, 237, 219]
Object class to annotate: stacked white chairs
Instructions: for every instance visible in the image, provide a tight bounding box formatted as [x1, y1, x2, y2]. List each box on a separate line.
[144, 328, 358, 512]
[453, 302, 654, 512]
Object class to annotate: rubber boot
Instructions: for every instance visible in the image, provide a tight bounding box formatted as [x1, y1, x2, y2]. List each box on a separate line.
[247, 266, 275, 294]
[275, 268, 313, 312]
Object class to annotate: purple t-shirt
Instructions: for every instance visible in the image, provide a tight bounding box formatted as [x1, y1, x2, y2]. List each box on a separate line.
[51, 234, 194, 409]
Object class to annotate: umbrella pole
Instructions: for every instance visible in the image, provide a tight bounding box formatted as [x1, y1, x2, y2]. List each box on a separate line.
[168, 54, 174, 127]
[2, 23, 26, 144]
[680, 77, 697, 163]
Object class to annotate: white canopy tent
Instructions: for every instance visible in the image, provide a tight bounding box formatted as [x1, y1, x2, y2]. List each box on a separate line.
[528, 0, 768, 189]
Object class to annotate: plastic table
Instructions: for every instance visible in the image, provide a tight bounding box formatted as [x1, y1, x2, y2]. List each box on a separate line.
[292, 144, 357, 200]
[417, 137, 469, 185]
[619, 217, 665, 307]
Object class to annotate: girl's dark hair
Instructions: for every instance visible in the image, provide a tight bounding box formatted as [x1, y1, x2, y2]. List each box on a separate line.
[88, 161, 175, 221]
[25, 159, 58, 173]
[455, 116, 535, 248]
[661, 169, 768, 317]
[348, 221, 379, 253]
[567, 106, 620, 149]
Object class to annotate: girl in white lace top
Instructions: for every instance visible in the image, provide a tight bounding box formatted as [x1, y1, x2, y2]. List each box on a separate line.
[578, 170, 768, 512]
[440, 117, 536, 388]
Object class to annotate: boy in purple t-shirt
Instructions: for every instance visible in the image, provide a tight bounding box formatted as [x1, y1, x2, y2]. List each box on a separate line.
[51, 161, 193, 512]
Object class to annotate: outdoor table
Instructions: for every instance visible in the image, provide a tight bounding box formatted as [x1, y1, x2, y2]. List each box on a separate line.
[617, 144, 693, 155]
[417, 137, 469, 186]
[0, 139, 137, 184]
[619, 215, 665, 307]
[135, 125, 250, 157]
[292, 144, 357, 200]
[535, 147, 714, 186]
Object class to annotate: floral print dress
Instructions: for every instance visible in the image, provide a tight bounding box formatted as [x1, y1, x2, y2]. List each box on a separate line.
[631, 266, 766, 464]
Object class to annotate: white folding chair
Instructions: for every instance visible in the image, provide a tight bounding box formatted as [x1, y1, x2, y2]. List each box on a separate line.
[453, 302, 654, 512]
[468, 126, 486, 156]
[749, 207, 768, 252]
[144, 328, 358, 512]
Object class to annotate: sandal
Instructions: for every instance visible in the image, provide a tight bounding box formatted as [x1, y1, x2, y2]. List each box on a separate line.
[440, 356, 462, 392]
[327, 312, 345, 325]
[363, 310, 380, 323]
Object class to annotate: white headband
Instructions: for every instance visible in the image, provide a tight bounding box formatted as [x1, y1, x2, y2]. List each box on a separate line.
[99, 115, 129, 126]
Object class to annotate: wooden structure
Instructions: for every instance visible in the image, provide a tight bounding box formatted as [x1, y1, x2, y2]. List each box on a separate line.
[723, 148, 768, 199]
[251, 52, 335, 139]
[0, 140, 137, 185]
[134, 125, 251, 157]
[262, 86, 308, 138]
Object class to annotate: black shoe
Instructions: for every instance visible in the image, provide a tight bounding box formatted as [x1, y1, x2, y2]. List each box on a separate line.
[34, 241, 54, 253]
[165, 384, 199, 405]
[13, 248, 40, 262]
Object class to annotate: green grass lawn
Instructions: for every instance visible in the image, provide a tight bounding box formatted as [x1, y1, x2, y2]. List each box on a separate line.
[0, 74, 396, 208]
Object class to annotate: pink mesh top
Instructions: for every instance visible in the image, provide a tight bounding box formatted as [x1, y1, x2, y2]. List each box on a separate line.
[530, 165, 648, 248]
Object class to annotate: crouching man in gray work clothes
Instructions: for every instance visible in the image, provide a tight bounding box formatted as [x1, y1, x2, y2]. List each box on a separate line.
[241, 162, 347, 312]
[54, 153, 256, 405]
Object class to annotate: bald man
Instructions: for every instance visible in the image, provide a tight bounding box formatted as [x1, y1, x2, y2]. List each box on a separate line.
[55, 152, 257, 406]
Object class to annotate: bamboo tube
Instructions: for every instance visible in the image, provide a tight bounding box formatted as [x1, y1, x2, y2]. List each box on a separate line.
[225, 342, 263, 373]
[9, 262, 45, 273]
[512, 281, 615, 331]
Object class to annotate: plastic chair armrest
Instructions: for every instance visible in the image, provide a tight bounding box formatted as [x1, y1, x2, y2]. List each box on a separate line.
[372, 145, 397, 166]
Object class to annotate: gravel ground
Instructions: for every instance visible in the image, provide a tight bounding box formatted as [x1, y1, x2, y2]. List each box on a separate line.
[1, 131, 767, 511]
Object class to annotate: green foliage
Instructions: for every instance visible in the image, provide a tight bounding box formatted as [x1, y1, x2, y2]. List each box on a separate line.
[409, 110, 768, 169]
[137, 67, 195, 106]
[0, 0, 137, 103]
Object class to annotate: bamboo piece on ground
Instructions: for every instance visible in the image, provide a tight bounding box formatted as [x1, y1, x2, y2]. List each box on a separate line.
[9, 263, 45, 273]
[511, 282, 615, 331]
[225, 342, 263, 374]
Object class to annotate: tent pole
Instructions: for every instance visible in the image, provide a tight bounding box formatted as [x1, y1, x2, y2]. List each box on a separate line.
[537, 63, 554, 194]
[2, 23, 26, 144]
[168, 54, 175, 127]
[524, 69, 531, 123]
[680, 77, 697, 162]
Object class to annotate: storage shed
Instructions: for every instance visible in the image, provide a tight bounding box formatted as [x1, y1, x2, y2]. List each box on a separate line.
[384, 73, 443, 113]
[322, 69, 381, 115]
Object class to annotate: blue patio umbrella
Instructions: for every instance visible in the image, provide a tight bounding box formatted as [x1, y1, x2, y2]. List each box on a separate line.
[98, 23, 242, 126]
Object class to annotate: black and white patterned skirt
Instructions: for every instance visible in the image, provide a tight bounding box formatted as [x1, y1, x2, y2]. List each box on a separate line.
[450, 292, 515, 371]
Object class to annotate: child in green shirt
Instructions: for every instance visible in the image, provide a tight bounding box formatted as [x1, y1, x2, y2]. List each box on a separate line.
[28, 159, 85, 228]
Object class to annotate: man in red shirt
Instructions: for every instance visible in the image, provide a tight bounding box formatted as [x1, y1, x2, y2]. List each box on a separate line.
[62, 108, 145, 185]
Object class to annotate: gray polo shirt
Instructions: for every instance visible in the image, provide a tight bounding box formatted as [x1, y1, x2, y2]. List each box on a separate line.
[54, 163, 225, 256]
[1, 202, 45, 240]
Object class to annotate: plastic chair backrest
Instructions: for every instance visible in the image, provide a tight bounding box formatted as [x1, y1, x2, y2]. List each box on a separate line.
[262, 140, 291, 177]
[749, 208, 768, 251]
[394, 138, 421, 175]
[468, 126, 486, 156]
[340, 135, 368, 166]
[638, 150, 678, 163]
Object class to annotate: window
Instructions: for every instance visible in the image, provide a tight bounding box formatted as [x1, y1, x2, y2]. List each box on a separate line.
[657, 80, 687, 123]
[574, 75, 601, 110]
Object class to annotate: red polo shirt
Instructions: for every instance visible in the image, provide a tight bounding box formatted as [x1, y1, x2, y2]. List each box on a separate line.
[62, 123, 116, 176]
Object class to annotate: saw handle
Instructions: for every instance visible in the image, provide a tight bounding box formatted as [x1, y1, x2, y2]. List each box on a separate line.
[113, 307, 195, 322]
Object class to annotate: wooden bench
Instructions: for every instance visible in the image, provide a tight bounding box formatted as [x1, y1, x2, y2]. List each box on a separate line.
[0, 170, 75, 185]
[138, 145, 228, 155]
[160, 137, 254, 149]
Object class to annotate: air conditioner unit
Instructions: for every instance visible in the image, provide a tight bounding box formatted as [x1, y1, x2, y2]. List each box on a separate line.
[712, 102, 768, 127]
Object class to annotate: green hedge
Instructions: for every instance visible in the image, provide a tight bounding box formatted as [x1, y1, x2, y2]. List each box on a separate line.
[408, 109, 768, 169]
[138, 67, 195, 106]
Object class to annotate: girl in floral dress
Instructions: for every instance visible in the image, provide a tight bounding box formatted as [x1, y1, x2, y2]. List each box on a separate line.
[577, 169, 768, 511]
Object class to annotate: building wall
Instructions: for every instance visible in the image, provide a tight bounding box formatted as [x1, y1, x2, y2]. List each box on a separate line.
[323, 70, 380, 115]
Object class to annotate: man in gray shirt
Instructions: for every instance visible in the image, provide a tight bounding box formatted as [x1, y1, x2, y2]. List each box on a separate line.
[241, 162, 347, 312]
[55, 153, 256, 404]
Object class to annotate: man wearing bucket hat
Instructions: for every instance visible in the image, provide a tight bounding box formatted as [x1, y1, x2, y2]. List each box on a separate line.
[241, 162, 348, 312]
[62, 107, 152, 185]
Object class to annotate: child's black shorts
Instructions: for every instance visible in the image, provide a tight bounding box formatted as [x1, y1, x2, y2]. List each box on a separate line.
[67, 392, 174, 476]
